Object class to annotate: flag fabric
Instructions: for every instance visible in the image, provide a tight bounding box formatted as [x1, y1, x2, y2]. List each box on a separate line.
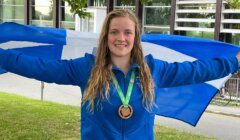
[0, 22, 239, 126]
[141, 34, 240, 126]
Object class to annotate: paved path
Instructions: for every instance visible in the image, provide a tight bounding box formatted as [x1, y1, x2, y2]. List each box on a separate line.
[155, 113, 240, 140]
[0, 73, 81, 106]
[1, 73, 240, 140]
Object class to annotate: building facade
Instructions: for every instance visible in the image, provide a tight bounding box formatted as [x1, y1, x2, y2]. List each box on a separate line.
[0, 0, 239, 45]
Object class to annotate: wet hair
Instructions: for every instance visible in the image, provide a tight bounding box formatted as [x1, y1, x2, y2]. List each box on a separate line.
[82, 9, 154, 111]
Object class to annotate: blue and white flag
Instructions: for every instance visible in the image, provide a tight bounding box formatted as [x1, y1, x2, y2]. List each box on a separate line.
[142, 34, 239, 126]
[0, 22, 239, 126]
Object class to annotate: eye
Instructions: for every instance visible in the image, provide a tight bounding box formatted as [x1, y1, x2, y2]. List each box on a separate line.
[125, 31, 133, 35]
[109, 30, 118, 35]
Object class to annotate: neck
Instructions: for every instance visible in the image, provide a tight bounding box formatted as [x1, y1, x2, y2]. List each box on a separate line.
[111, 55, 131, 75]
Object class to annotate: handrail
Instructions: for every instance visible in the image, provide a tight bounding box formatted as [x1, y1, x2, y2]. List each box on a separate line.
[222, 19, 240, 24]
[144, 25, 170, 29]
[177, 0, 216, 4]
[176, 9, 215, 13]
[221, 29, 240, 34]
[222, 9, 240, 14]
[173, 0, 240, 34]
[176, 18, 215, 23]
[175, 27, 214, 32]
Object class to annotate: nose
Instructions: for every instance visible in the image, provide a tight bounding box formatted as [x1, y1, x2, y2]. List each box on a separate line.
[117, 33, 125, 41]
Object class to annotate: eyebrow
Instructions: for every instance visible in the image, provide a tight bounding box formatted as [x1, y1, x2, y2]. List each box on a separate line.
[109, 28, 134, 32]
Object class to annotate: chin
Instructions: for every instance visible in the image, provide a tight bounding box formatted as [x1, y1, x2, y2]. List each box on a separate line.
[113, 52, 130, 57]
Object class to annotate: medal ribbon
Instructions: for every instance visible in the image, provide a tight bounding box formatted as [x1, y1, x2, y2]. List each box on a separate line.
[112, 70, 135, 108]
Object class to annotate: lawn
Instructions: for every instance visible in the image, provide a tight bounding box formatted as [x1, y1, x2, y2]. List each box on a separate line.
[0, 92, 214, 140]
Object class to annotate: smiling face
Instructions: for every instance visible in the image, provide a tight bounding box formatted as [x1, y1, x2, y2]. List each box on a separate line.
[107, 17, 135, 59]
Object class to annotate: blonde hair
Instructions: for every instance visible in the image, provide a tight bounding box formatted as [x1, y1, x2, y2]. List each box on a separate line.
[82, 9, 154, 111]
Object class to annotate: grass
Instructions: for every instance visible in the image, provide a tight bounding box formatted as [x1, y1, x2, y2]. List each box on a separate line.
[0, 92, 80, 139]
[154, 125, 215, 140]
[0, 92, 214, 140]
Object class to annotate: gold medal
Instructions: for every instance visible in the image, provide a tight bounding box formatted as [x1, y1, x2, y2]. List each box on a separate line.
[118, 104, 133, 119]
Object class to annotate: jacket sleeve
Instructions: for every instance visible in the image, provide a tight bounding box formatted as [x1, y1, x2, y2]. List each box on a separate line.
[0, 48, 92, 86]
[146, 54, 239, 88]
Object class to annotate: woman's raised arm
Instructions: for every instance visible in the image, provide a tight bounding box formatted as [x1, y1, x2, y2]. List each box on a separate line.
[147, 54, 239, 88]
[0, 48, 94, 87]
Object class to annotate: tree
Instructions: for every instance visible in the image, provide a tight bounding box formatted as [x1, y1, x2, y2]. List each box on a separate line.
[64, 0, 152, 18]
[63, 0, 91, 18]
[226, 0, 240, 29]
[227, 0, 240, 9]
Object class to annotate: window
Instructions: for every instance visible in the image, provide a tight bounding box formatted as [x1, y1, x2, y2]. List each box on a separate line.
[143, 0, 171, 34]
[186, 31, 214, 39]
[0, 0, 24, 24]
[30, 0, 53, 27]
[60, 1, 75, 30]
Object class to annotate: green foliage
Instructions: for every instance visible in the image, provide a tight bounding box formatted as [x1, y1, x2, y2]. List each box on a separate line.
[146, 7, 171, 25]
[121, 0, 152, 5]
[227, 0, 240, 9]
[64, 0, 153, 18]
[154, 125, 215, 140]
[140, 0, 152, 5]
[63, 0, 91, 19]
[0, 91, 214, 139]
[0, 92, 80, 139]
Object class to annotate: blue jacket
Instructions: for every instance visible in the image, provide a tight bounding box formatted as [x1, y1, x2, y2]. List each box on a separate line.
[0, 49, 238, 139]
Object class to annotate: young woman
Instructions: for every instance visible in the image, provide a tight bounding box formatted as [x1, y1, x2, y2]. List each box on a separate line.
[0, 9, 239, 139]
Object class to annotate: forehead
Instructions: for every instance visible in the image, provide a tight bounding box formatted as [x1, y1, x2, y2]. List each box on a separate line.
[109, 17, 135, 30]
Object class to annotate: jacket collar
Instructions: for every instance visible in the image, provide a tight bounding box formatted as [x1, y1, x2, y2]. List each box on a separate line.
[112, 63, 139, 73]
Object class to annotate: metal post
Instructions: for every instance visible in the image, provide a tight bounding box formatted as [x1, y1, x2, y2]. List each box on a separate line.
[41, 81, 44, 101]
[214, 0, 223, 40]
[88, 0, 94, 6]
[170, 0, 177, 35]
[53, 0, 60, 28]
[107, 0, 114, 13]
[135, 0, 143, 31]
[24, 0, 30, 25]
[237, 78, 240, 105]
[142, 6, 146, 34]
[0, 0, 3, 23]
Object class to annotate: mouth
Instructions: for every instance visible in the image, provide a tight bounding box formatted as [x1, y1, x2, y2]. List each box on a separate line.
[115, 44, 127, 48]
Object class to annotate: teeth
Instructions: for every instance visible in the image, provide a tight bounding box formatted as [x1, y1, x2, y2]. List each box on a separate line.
[115, 44, 126, 47]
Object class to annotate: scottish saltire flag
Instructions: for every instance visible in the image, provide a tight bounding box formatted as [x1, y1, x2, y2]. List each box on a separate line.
[0, 22, 98, 74]
[0, 22, 239, 126]
[142, 35, 240, 126]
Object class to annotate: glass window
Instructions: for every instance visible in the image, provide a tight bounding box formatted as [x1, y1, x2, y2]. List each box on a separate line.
[144, 27, 170, 34]
[115, 0, 134, 6]
[145, 7, 171, 26]
[186, 31, 214, 39]
[30, 0, 53, 27]
[231, 34, 240, 46]
[146, 0, 171, 6]
[224, 13, 240, 20]
[79, 12, 94, 32]
[178, 13, 215, 19]
[177, 22, 215, 28]
[143, 5, 171, 34]
[114, 0, 135, 12]
[142, 1, 171, 34]
[60, 1, 75, 30]
[88, 15, 94, 32]
[0, 0, 24, 24]
[94, 0, 106, 7]
[178, 4, 216, 10]
[224, 24, 240, 30]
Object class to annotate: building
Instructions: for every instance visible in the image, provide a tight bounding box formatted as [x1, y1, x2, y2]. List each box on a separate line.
[0, 0, 239, 45]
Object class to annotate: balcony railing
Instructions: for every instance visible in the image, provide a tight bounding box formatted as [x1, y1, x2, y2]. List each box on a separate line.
[173, 0, 240, 35]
